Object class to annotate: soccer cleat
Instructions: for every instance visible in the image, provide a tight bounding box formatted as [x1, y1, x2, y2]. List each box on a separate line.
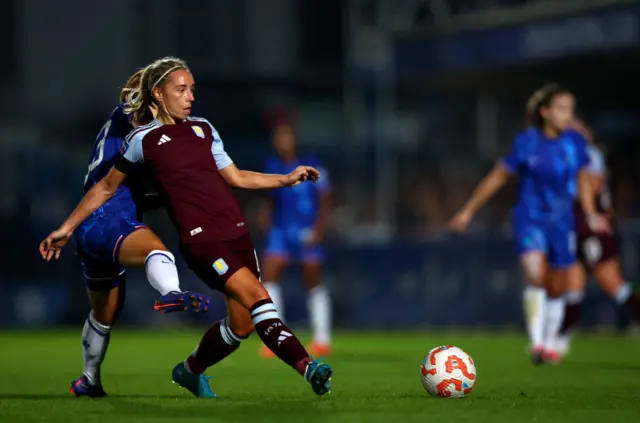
[542, 350, 562, 365]
[154, 291, 211, 314]
[259, 344, 276, 359]
[309, 342, 333, 358]
[304, 356, 332, 396]
[69, 375, 107, 398]
[171, 362, 216, 398]
[530, 345, 544, 365]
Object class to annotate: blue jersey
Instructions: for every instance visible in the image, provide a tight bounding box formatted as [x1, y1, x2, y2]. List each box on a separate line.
[502, 127, 590, 223]
[76, 105, 148, 284]
[263, 153, 329, 262]
[83, 104, 140, 218]
[502, 127, 589, 268]
[266, 154, 330, 230]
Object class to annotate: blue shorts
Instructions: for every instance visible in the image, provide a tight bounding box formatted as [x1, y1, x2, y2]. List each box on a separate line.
[264, 226, 324, 262]
[75, 212, 147, 291]
[514, 218, 576, 269]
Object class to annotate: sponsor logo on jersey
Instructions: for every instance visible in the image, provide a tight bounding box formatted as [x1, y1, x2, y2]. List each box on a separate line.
[158, 134, 172, 145]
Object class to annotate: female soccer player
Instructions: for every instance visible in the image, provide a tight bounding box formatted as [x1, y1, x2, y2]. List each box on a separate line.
[556, 120, 640, 356]
[40, 57, 332, 398]
[448, 84, 607, 364]
[260, 121, 333, 359]
[39, 69, 211, 398]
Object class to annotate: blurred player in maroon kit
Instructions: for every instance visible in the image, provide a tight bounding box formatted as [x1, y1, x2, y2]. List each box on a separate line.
[555, 119, 640, 358]
[40, 57, 332, 398]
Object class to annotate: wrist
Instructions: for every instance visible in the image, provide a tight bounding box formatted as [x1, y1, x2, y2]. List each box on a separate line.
[61, 222, 76, 234]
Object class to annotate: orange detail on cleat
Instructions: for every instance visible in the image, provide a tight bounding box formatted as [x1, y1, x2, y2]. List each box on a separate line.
[543, 350, 562, 365]
[309, 342, 333, 358]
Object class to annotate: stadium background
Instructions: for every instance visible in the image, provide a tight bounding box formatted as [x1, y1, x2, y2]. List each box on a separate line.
[2, 0, 640, 332]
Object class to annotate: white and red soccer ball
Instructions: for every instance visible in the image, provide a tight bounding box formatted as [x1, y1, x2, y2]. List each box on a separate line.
[421, 345, 476, 398]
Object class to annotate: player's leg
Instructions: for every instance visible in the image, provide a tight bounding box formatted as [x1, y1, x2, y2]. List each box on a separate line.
[541, 228, 579, 364]
[516, 225, 549, 361]
[225, 268, 332, 395]
[118, 227, 210, 313]
[555, 262, 586, 357]
[259, 227, 289, 357]
[261, 227, 289, 317]
[71, 267, 126, 397]
[301, 247, 332, 357]
[259, 258, 288, 357]
[174, 297, 253, 397]
[594, 258, 640, 321]
[556, 233, 596, 357]
[175, 235, 331, 397]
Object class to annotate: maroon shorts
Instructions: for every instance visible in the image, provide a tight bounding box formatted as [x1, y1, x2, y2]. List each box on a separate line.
[576, 230, 620, 270]
[180, 232, 261, 291]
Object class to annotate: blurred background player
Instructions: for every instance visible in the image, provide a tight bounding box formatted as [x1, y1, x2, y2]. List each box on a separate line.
[260, 119, 333, 358]
[40, 57, 333, 398]
[556, 119, 640, 357]
[39, 69, 210, 398]
[449, 84, 606, 364]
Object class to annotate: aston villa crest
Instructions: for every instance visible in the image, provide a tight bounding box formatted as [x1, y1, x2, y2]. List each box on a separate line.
[192, 125, 205, 138]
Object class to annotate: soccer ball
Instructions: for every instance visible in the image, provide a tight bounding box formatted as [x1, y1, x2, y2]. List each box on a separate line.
[420, 345, 476, 398]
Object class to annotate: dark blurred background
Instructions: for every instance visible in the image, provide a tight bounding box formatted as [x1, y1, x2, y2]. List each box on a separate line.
[3, 0, 640, 330]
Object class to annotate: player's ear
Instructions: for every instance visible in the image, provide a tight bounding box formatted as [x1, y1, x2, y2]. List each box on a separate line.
[152, 87, 163, 104]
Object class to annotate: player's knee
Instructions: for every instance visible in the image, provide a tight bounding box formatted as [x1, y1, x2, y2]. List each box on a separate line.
[91, 307, 118, 326]
[226, 269, 271, 308]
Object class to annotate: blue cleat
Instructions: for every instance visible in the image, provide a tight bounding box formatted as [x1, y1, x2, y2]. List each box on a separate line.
[171, 362, 216, 398]
[154, 291, 211, 314]
[304, 356, 332, 396]
[69, 375, 107, 398]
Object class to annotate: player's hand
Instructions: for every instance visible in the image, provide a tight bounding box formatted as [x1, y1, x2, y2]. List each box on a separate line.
[39, 227, 73, 261]
[285, 166, 320, 187]
[587, 214, 611, 234]
[448, 209, 473, 233]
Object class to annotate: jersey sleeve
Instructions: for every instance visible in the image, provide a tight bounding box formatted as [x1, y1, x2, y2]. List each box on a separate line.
[114, 128, 145, 174]
[585, 146, 605, 175]
[199, 118, 233, 170]
[500, 135, 524, 173]
[211, 130, 233, 170]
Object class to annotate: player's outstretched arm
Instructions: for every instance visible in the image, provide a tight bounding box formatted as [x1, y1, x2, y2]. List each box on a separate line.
[219, 164, 320, 189]
[39, 168, 127, 261]
[448, 163, 510, 233]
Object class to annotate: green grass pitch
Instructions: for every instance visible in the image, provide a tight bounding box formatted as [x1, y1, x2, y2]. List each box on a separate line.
[0, 330, 639, 422]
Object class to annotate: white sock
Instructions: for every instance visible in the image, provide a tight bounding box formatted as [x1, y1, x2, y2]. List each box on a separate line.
[81, 312, 111, 386]
[524, 285, 546, 348]
[543, 296, 565, 352]
[613, 283, 632, 305]
[145, 250, 181, 295]
[264, 282, 285, 321]
[308, 285, 332, 345]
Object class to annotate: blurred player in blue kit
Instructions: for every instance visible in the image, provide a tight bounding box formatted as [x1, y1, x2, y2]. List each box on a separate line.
[260, 121, 333, 358]
[39, 69, 210, 397]
[449, 84, 608, 364]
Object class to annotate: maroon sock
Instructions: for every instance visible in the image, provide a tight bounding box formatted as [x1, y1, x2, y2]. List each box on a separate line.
[560, 301, 583, 334]
[624, 292, 640, 322]
[251, 299, 311, 375]
[186, 317, 245, 374]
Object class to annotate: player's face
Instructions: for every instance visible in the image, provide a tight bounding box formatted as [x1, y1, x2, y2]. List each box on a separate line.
[273, 124, 296, 157]
[542, 93, 575, 132]
[158, 69, 195, 122]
